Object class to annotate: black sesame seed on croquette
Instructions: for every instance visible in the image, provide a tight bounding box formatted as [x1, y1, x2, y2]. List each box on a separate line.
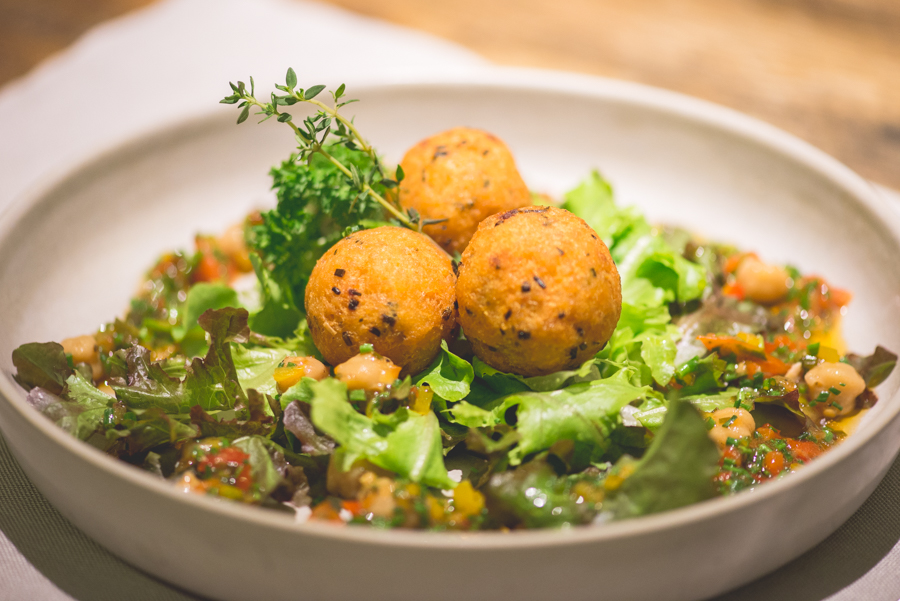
[305, 225, 457, 375]
[456, 205, 621, 377]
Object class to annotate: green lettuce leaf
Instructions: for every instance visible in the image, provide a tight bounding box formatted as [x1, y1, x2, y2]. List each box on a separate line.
[507, 370, 652, 465]
[233, 435, 284, 498]
[231, 345, 289, 397]
[63, 372, 114, 441]
[472, 356, 601, 395]
[172, 283, 239, 344]
[633, 389, 741, 431]
[12, 342, 72, 395]
[607, 399, 719, 518]
[450, 370, 652, 464]
[412, 341, 474, 402]
[112, 408, 198, 457]
[562, 171, 710, 389]
[247, 254, 304, 338]
[484, 462, 597, 528]
[307, 378, 455, 489]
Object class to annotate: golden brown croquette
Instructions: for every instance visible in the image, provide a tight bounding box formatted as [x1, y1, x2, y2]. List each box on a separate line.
[398, 127, 532, 255]
[305, 226, 457, 375]
[456, 206, 621, 377]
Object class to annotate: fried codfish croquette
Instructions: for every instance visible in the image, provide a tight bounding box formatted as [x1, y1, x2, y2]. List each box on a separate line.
[305, 226, 457, 375]
[398, 127, 532, 255]
[456, 207, 621, 377]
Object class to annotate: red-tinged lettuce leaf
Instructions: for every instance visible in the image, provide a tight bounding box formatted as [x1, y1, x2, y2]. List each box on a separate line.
[188, 398, 276, 439]
[184, 308, 250, 411]
[12, 342, 73, 395]
[108, 309, 261, 420]
[26, 385, 104, 444]
[25, 373, 114, 446]
[110, 407, 198, 457]
[110, 345, 185, 413]
[846, 346, 897, 389]
[283, 400, 334, 455]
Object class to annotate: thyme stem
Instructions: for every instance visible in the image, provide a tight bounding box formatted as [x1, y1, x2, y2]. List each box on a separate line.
[223, 73, 415, 230]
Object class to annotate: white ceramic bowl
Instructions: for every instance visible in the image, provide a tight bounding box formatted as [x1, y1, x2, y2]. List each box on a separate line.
[1, 71, 899, 601]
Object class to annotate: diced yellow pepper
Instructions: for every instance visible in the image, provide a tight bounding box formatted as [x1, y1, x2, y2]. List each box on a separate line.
[274, 365, 306, 393]
[603, 462, 636, 492]
[426, 495, 446, 523]
[453, 480, 485, 517]
[410, 385, 434, 415]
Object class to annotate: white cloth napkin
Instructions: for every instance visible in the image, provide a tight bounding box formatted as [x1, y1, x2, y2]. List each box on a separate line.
[1, 1, 899, 600]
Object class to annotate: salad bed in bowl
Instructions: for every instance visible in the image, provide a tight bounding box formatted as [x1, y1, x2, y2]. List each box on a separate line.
[1, 71, 899, 601]
[9, 73, 896, 531]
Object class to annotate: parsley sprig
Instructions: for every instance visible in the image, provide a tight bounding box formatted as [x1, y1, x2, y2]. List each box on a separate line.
[221, 69, 418, 228]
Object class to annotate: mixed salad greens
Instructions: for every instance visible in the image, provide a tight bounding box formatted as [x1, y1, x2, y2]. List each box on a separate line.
[10, 75, 897, 530]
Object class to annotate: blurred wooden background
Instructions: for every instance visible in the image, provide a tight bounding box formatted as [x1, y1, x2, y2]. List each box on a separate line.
[1, 0, 898, 187]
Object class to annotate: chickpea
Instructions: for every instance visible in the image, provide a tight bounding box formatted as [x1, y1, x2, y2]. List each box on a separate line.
[334, 353, 402, 393]
[61, 335, 97, 364]
[804, 362, 866, 419]
[707, 407, 756, 448]
[735, 256, 790, 304]
[61, 334, 103, 381]
[358, 474, 397, 518]
[784, 362, 802, 383]
[273, 356, 328, 393]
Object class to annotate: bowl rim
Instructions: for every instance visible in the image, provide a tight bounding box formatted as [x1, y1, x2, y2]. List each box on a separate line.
[2, 67, 900, 551]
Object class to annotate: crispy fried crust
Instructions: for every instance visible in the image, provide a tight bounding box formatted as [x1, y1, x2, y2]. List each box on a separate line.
[398, 127, 532, 255]
[456, 206, 622, 376]
[305, 226, 457, 375]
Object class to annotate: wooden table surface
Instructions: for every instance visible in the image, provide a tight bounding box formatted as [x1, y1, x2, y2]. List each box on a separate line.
[1, 0, 898, 188]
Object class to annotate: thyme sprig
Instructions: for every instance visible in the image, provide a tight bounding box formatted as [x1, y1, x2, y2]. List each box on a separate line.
[222, 69, 444, 233]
